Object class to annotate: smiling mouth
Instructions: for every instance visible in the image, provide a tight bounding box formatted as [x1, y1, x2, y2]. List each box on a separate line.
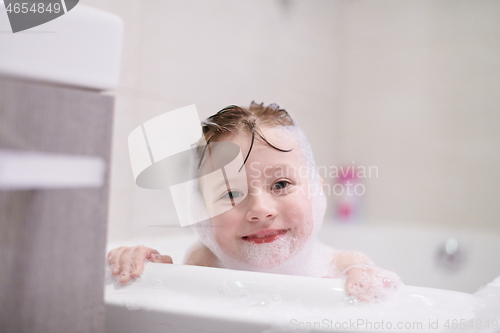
[241, 229, 289, 244]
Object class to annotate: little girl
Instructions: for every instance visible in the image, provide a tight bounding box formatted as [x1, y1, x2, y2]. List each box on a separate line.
[108, 102, 402, 302]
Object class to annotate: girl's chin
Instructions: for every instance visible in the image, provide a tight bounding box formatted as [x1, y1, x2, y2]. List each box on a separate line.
[232, 255, 290, 269]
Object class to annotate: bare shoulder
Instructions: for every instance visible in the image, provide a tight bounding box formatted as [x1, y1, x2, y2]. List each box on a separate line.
[184, 241, 220, 268]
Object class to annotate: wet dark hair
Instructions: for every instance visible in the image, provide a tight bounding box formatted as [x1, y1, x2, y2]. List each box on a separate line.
[197, 102, 295, 172]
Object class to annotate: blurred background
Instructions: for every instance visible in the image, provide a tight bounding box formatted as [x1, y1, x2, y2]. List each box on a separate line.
[79, 0, 500, 243]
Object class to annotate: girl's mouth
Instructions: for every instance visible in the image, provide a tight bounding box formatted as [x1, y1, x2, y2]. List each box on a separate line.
[241, 229, 289, 244]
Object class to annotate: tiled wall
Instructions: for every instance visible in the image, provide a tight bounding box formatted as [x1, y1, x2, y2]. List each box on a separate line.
[80, 0, 500, 243]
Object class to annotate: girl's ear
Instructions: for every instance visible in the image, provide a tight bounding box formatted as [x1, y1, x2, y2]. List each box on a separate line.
[320, 176, 325, 190]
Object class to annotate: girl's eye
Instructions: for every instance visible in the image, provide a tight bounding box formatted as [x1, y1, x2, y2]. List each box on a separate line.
[221, 190, 244, 200]
[272, 180, 290, 191]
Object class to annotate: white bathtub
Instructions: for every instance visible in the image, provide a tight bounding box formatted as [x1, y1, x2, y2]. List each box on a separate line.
[316, 223, 500, 294]
[104, 223, 500, 333]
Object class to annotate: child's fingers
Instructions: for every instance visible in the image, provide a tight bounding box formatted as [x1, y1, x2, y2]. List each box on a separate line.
[344, 265, 403, 302]
[118, 270, 130, 284]
[107, 247, 126, 276]
[130, 248, 172, 277]
[118, 247, 135, 283]
[145, 248, 161, 262]
[344, 266, 376, 300]
[147, 250, 172, 264]
[130, 246, 154, 277]
[149, 253, 161, 262]
[107, 246, 173, 284]
[159, 255, 173, 264]
[129, 247, 144, 278]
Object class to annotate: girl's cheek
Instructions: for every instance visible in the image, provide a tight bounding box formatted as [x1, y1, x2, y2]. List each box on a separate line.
[213, 209, 237, 226]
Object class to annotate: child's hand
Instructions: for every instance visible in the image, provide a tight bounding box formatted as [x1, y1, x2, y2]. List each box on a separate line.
[107, 246, 172, 284]
[344, 264, 402, 302]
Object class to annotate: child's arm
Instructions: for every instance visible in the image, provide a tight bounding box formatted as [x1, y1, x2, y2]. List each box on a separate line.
[107, 243, 220, 284]
[331, 250, 375, 274]
[332, 250, 402, 302]
[107, 246, 172, 284]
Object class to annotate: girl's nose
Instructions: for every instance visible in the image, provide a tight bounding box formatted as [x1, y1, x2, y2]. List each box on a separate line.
[245, 193, 277, 222]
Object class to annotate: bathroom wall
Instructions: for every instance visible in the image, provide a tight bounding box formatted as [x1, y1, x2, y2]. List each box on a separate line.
[333, 0, 500, 231]
[79, 0, 500, 244]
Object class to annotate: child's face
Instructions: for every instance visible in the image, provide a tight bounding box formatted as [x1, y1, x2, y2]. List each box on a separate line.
[201, 127, 315, 268]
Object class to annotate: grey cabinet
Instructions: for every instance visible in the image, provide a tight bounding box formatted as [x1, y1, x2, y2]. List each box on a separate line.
[0, 76, 114, 333]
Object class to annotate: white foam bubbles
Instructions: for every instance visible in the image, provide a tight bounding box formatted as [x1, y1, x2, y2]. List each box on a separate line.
[342, 264, 403, 303]
[239, 233, 299, 269]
